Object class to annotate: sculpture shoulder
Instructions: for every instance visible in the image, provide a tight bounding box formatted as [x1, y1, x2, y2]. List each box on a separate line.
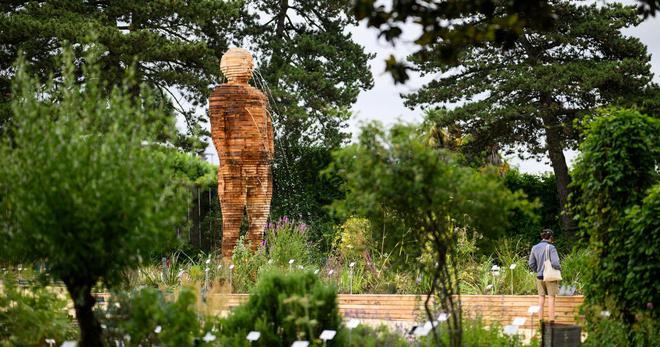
[211, 84, 267, 100]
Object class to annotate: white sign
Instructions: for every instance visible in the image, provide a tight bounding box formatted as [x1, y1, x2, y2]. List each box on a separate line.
[45, 339, 55, 347]
[600, 310, 611, 318]
[246, 331, 261, 341]
[61, 342, 77, 347]
[202, 332, 216, 342]
[503, 325, 518, 336]
[437, 312, 449, 322]
[291, 341, 309, 347]
[509, 263, 517, 270]
[528, 305, 540, 314]
[413, 325, 431, 337]
[289, 259, 295, 264]
[347, 318, 360, 329]
[491, 265, 500, 271]
[319, 330, 336, 341]
[154, 325, 162, 334]
[512, 317, 527, 326]
[349, 262, 356, 268]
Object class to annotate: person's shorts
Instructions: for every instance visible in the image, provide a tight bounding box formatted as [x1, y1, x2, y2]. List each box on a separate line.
[537, 279, 559, 296]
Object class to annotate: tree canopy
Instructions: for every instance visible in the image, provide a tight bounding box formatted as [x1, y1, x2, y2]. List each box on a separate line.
[0, 49, 187, 346]
[352, 0, 660, 83]
[327, 122, 530, 346]
[404, 0, 657, 235]
[235, 0, 373, 233]
[0, 0, 244, 151]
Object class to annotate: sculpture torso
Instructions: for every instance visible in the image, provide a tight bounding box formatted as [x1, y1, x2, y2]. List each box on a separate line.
[209, 84, 273, 165]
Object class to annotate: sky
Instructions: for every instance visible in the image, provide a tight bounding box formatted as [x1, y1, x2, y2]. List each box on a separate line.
[346, 7, 660, 174]
[204, 3, 660, 174]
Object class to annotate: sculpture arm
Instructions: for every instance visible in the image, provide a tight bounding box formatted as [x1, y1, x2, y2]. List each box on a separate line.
[209, 95, 230, 162]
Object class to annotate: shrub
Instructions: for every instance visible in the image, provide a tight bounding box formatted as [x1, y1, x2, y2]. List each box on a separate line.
[217, 271, 341, 346]
[571, 108, 659, 336]
[338, 324, 408, 346]
[265, 217, 318, 267]
[98, 288, 202, 347]
[0, 273, 78, 346]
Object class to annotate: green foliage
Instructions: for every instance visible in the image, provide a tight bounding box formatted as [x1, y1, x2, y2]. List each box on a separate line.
[0, 274, 78, 346]
[340, 324, 408, 346]
[265, 217, 319, 267]
[351, 0, 555, 83]
[167, 150, 217, 188]
[571, 108, 659, 339]
[242, 1, 373, 247]
[231, 236, 269, 293]
[98, 288, 203, 347]
[582, 313, 659, 347]
[217, 271, 341, 347]
[0, 1, 243, 150]
[0, 49, 187, 345]
[328, 122, 530, 346]
[407, 0, 657, 233]
[502, 170, 561, 250]
[421, 318, 529, 347]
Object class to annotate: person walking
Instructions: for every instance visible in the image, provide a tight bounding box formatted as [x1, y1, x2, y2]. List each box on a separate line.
[528, 229, 561, 323]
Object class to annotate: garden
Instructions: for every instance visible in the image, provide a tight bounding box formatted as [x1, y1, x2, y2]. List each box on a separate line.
[1, 1, 659, 346]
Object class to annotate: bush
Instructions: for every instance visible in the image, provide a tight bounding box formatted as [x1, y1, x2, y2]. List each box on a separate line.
[98, 287, 202, 347]
[217, 271, 341, 346]
[420, 318, 529, 347]
[571, 108, 659, 335]
[339, 324, 408, 346]
[0, 274, 78, 346]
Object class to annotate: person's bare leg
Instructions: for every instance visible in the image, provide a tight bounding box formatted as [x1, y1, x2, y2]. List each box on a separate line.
[548, 295, 556, 322]
[538, 295, 545, 321]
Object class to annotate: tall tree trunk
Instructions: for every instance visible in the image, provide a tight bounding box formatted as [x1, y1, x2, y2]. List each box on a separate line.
[542, 114, 576, 238]
[65, 280, 103, 347]
[275, 0, 288, 37]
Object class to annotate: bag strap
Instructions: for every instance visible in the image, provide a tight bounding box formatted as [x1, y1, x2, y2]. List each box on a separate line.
[545, 244, 550, 261]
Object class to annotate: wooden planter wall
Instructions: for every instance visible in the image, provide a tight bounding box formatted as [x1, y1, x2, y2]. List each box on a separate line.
[201, 294, 584, 329]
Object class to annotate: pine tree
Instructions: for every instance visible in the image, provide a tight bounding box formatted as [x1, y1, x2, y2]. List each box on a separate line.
[238, 0, 373, 224]
[0, 0, 242, 151]
[404, 0, 658, 235]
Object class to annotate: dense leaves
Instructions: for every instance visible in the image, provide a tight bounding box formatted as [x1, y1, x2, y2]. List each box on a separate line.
[0, 49, 188, 346]
[353, 0, 555, 83]
[352, 0, 660, 83]
[237, 1, 373, 234]
[218, 271, 341, 347]
[406, 0, 658, 234]
[571, 108, 659, 344]
[328, 122, 530, 346]
[0, 0, 243, 150]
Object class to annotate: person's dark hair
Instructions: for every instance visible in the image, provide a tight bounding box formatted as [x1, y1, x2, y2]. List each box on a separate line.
[540, 229, 554, 240]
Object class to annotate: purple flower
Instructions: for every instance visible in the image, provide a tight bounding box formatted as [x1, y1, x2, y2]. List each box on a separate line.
[281, 215, 289, 224]
[298, 223, 307, 234]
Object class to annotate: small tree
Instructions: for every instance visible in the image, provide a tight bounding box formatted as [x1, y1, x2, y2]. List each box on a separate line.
[0, 49, 187, 346]
[327, 122, 529, 346]
[571, 108, 659, 343]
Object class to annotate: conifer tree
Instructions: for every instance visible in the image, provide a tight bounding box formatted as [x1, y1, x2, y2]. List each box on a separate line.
[404, 1, 658, 235]
[0, 0, 242, 151]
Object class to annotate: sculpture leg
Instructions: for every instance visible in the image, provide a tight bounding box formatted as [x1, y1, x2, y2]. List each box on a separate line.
[219, 164, 246, 259]
[246, 163, 272, 250]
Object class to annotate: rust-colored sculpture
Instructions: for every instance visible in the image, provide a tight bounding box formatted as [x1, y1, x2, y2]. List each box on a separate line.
[209, 48, 274, 258]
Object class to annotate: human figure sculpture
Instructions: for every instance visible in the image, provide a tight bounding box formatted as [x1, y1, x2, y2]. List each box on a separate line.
[209, 48, 274, 258]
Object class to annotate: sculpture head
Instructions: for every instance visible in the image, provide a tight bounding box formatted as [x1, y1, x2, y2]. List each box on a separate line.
[220, 48, 254, 83]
